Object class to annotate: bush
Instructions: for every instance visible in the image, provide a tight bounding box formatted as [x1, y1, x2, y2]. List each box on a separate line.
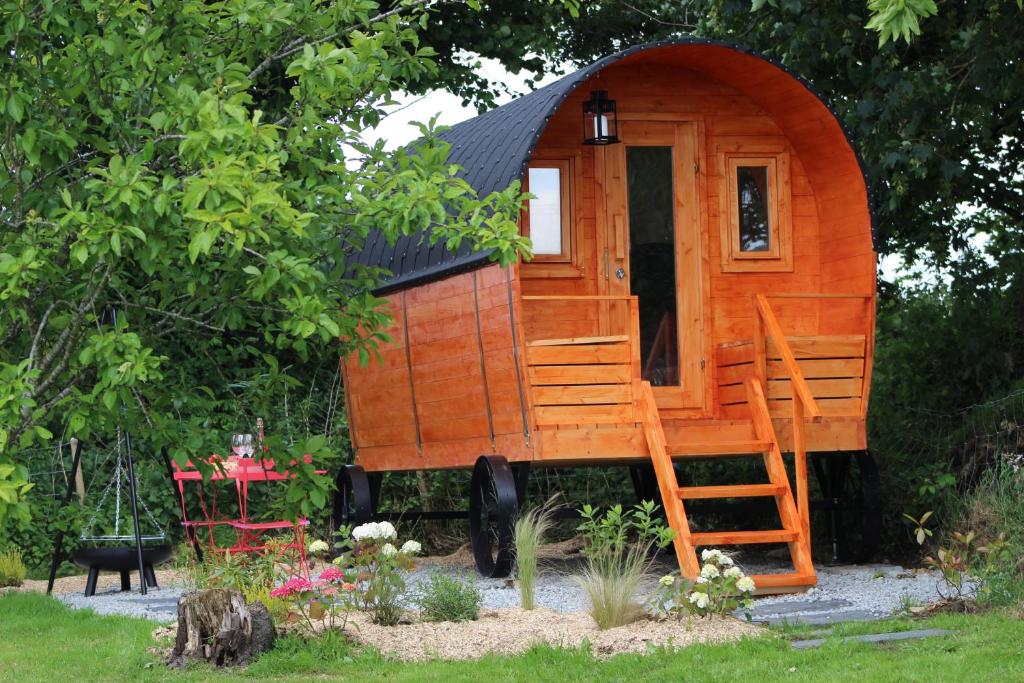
[0, 547, 27, 587]
[652, 549, 755, 619]
[416, 572, 483, 623]
[513, 504, 554, 610]
[576, 501, 674, 630]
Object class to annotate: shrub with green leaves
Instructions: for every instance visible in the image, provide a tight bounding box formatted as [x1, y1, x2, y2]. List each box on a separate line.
[416, 572, 483, 623]
[0, 547, 27, 587]
[652, 549, 755, 619]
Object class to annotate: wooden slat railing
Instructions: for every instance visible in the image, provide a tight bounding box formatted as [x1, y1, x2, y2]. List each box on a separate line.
[522, 295, 643, 424]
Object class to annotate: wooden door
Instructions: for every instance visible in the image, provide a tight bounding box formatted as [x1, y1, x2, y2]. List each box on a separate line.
[603, 121, 706, 411]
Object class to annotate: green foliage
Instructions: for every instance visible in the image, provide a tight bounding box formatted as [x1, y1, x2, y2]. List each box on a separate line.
[513, 503, 555, 610]
[416, 572, 483, 623]
[865, 0, 938, 46]
[961, 467, 1024, 606]
[576, 501, 674, 629]
[0, 0, 529, 531]
[0, 546, 27, 587]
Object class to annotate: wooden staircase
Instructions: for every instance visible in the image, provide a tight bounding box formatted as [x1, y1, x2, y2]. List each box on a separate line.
[639, 379, 817, 591]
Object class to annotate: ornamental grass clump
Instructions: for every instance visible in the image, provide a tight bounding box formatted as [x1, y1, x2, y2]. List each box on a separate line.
[652, 549, 756, 619]
[576, 501, 675, 630]
[0, 547, 27, 587]
[332, 522, 421, 626]
[513, 504, 555, 610]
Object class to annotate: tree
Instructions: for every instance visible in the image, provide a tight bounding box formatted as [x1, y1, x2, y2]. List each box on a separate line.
[0, 0, 529, 526]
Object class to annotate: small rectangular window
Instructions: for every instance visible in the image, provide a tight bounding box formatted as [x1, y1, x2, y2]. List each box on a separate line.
[524, 160, 572, 263]
[719, 152, 792, 272]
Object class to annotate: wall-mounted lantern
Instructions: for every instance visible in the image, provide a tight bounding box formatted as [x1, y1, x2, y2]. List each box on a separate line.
[582, 90, 619, 145]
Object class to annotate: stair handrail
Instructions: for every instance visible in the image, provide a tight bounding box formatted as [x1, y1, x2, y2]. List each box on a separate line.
[752, 293, 819, 541]
[752, 294, 822, 422]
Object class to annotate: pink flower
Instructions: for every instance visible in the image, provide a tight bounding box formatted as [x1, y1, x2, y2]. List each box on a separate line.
[321, 586, 338, 596]
[342, 582, 357, 592]
[270, 576, 313, 598]
[318, 566, 345, 583]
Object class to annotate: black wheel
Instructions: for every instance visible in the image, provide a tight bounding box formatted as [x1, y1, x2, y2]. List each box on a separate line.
[811, 451, 882, 563]
[469, 455, 518, 578]
[333, 464, 373, 529]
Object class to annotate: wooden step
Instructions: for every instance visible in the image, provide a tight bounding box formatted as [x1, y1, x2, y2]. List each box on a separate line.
[677, 483, 784, 500]
[666, 439, 772, 456]
[748, 572, 818, 591]
[690, 529, 798, 545]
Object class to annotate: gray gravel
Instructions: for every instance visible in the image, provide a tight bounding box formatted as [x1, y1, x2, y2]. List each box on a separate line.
[58, 585, 184, 622]
[54, 558, 966, 626]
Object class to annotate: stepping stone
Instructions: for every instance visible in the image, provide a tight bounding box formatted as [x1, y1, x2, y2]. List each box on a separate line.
[751, 598, 853, 615]
[761, 609, 884, 626]
[791, 628, 954, 650]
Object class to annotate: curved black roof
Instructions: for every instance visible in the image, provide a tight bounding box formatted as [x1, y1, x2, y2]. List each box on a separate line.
[352, 38, 877, 295]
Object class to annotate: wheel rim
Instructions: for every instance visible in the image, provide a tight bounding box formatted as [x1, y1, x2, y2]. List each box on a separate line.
[333, 465, 372, 530]
[469, 456, 518, 578]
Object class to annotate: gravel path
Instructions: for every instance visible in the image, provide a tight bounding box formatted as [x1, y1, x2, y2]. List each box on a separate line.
[43, 556, 964, 626]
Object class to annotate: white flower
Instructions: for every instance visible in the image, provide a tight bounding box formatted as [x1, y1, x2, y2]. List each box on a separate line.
[737, 576, 756, 593]
[351, 522, 379, 541]
[719, 554, 734, 567]
[700, 563, 720, 579]
[659, 574, 676, 587]
[351, 521, 398, 541]
[401, 540, 422, 555]
[308, 539, 330, 554]
[688, 591, 709, 609]
[701, 549, 723, 562]
[695, 576, 708, 584]
[381, 543, 398, 556]
[724, 566, 743, 579]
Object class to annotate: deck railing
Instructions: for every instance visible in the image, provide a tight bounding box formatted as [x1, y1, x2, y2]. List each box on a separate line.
[521, 295, 642, 424]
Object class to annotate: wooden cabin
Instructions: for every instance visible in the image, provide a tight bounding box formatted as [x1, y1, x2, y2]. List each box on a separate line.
[341, 39, 878, 591]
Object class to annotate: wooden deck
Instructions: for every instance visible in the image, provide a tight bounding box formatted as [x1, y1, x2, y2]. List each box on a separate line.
[520, 292, 875, 589]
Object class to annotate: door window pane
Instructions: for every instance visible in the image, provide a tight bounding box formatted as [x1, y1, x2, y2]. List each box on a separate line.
[737, 166, 771, 252]
[626, 146, 679, 386]
[527, 167, 563, 255]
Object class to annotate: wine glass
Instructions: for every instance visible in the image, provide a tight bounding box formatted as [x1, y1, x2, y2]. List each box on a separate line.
[241, 433, 255, 458]
[231, 433, 246, 457]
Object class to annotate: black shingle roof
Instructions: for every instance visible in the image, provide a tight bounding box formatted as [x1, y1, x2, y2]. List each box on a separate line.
[350, 38, 877, 295]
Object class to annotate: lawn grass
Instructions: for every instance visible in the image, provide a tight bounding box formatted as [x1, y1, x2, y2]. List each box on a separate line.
[1, 591, 1022, 682]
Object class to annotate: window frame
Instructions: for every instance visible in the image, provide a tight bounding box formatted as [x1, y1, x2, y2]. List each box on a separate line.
[523, 159, 573, 263]
[718, 151, 793, 273]
[521, 156, 584, 278]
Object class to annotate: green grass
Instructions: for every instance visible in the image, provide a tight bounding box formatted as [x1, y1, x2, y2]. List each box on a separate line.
[2, 591, 1024, 682]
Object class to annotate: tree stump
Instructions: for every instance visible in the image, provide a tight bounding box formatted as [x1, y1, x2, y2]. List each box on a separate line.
[169, 589, 276, 668]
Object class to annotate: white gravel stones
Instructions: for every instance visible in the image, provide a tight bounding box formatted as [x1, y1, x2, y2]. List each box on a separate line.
[52, 559, 964, 627]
